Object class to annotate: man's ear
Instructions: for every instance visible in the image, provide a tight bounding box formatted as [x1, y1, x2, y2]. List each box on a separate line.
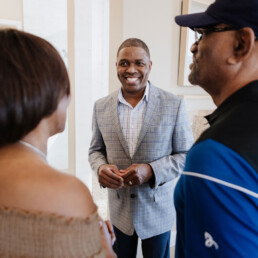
[227, 27, 255, 64]
[149, 60, 152, 70]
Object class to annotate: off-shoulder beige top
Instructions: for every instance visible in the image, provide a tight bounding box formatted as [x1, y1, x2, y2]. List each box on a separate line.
[0, 206, 105, 258]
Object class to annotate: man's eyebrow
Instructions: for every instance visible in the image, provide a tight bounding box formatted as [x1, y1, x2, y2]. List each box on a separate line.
[118, 58, 145, 63]
[118, 59, 128, 62]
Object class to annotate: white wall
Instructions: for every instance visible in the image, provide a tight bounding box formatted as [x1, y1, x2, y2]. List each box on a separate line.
[23, 0, 69, 172]
[67, 0, 109, 189]
[109, 0, 123, 93]
[0, 0, 23, 21]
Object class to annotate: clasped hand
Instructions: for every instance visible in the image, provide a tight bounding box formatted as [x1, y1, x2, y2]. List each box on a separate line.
[98, 164, 154, 189]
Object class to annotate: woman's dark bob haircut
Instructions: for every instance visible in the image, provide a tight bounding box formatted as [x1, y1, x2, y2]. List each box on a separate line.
[0, 29, 70, 146]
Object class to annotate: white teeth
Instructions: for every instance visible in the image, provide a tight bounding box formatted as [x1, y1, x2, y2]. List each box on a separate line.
[127, 78, 138, 82]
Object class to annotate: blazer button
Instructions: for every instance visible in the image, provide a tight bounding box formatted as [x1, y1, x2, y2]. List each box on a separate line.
[130, 194, 136, 198]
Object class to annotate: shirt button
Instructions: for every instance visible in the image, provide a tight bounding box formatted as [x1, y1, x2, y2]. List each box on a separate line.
[130, 194, 136, 198]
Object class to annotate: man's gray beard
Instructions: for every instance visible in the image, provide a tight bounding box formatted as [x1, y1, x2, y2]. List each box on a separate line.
[188, 70, 198, 86]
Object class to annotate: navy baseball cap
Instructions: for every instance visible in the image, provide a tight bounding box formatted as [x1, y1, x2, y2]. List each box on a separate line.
[175, 0, 258, 37]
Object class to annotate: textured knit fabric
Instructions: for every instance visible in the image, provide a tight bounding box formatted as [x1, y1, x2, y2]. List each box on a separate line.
[175, 81, 258, 257]
[0, 206, 105, 258]
[89, 82, 194, 239]
[118, 83, 149, 157]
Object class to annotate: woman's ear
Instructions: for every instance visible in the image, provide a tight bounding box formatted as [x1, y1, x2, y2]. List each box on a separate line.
[227, 27, 255, 64]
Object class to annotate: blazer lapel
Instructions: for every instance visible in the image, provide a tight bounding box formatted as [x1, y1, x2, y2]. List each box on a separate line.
[132, 83, 160, 158]
[111, 93, 131, 159]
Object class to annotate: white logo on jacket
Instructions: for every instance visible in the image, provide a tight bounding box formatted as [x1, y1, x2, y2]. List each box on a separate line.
[204, 232, 219, 250]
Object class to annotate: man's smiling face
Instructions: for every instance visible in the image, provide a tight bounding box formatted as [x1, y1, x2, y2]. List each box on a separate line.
[116, 46, 152, 94]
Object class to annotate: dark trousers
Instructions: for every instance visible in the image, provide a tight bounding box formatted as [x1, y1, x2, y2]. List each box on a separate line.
[113, 226, 171, 258]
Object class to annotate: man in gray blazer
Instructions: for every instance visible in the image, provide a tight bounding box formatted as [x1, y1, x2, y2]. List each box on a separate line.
[89, 38, 193, 258]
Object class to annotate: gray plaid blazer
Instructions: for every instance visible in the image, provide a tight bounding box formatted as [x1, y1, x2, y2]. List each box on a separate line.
[88, 82, 193, 239]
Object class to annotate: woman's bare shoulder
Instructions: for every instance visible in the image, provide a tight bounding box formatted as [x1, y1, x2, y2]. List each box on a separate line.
[38, 166, 97, 218]
[0, 150, 97, 219]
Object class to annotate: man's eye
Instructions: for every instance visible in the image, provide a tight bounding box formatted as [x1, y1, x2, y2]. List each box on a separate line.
[120, 62, 128, 66]
[136, 62, 145, 66]
[203, 31, 211, 36]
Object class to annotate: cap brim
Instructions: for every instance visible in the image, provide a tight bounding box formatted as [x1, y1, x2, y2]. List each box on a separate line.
[175, 12, 219, 29]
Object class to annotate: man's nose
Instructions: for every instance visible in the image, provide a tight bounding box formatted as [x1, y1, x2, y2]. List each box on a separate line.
[126, 64, 137, 73]
[190, 42, 198, 53]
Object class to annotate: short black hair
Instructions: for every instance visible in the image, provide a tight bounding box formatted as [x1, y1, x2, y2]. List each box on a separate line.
[0, 29, 70, 146]
[117, 38, 150, 58]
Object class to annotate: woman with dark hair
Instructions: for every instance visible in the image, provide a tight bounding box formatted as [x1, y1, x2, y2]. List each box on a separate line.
[0, 29, 116, 258]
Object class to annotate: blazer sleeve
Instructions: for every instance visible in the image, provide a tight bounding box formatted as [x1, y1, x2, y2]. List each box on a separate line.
[149, 98, 194, 189]
[88, 103, 108, 175]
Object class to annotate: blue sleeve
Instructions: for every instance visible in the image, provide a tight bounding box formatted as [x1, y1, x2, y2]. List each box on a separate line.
[175, 139, 258, 258]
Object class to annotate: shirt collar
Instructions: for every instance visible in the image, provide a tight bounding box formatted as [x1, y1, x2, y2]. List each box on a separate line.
[118, 81, 150, 105]
[205, 80, 258, 125]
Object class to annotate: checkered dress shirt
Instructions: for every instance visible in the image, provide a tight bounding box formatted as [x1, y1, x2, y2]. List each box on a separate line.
[118, 84, 149, 158]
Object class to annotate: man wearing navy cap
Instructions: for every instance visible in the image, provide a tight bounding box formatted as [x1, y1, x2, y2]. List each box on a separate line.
[174, 0, 258, 257]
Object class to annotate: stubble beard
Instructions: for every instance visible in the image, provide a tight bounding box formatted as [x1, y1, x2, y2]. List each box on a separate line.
[188, 65, 199, 86]
[188, 64, 214, 96]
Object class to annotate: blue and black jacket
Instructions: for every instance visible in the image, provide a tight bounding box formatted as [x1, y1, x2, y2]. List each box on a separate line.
[175, 81, 258, 258]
